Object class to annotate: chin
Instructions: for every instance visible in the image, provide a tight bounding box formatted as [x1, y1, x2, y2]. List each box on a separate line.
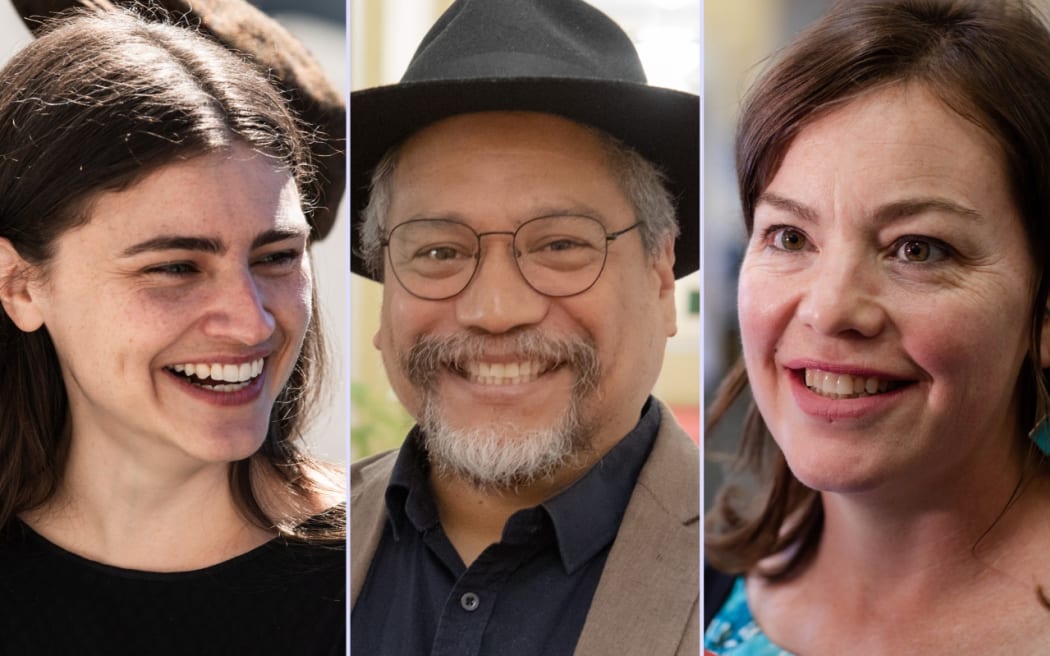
[420, 393, 591, 489]
[785, 455, 893, 495]
[775, 437, 888, 494]
[189, 424, 271, 465]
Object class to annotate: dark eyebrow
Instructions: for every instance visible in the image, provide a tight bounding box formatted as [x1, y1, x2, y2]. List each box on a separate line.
[251, 228, 309, 250]
[121, 236, 224, 257]
[757, 192, 818, 224]
[872, 197, 981, 223]
[758, 193, 982, 224]
[120, 228, 308, 258]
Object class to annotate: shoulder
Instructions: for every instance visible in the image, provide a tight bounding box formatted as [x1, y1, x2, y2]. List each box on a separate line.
[0, 517, 32, 547]
[652, 397, 700, 456]
[703, 562, 738, 627]
[635, 398, 699, 521]
[349, 449, 401, 604]
[575, 399, 700, 654]
[290, 503, 347, 543]
[350, 449, 399, 494]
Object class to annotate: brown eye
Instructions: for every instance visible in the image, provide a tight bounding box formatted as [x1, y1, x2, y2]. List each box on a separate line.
[898, 239, 931, 262]
[893, 237, 950, 264]
[421, 246, 464, 261]
[773, 227, 808, 251]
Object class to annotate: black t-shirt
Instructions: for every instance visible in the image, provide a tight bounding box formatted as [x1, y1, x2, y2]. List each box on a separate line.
[0, 515, 345, 656]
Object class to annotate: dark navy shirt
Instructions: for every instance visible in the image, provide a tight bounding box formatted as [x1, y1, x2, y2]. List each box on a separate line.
[351, 399, 660, 656]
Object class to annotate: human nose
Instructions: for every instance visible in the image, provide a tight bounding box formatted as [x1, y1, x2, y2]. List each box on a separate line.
[200, 268, 276, 345]
[455, 237, 549, 333]
[796, 249, 885, 338]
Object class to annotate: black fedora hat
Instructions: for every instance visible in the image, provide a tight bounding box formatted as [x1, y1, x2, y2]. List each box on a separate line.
[350, 0, 699, 280]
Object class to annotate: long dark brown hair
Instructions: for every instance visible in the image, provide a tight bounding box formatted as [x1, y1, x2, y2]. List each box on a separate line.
[707, 0, 1050, 577]
[0, 10, 342, 542]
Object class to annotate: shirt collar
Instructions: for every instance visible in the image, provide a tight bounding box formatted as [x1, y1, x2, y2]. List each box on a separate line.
[543, 397, 659, 573]
[382, 398, 661, 572]
[384, 425, 439, 541]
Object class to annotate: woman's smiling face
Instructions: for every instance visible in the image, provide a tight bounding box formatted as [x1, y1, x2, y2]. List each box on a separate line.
[20, 143, 313, 468]
[739, 84, 1042, 495]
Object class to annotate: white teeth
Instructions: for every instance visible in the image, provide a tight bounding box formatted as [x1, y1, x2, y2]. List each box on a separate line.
[835, 375, 853, 396]
[208, 382, 251, 392]
[465, 360, 543, 385]
[168, 357, 265, 388]
[805, 368, 893, 399]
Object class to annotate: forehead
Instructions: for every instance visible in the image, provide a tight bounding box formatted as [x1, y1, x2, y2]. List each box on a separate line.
[387, 111, 627, 225]
[768, 84, 1011, 211]
[81, 144, 306, 243]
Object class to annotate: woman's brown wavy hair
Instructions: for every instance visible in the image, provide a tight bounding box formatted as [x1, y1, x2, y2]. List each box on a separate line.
[0, 10, 342, 543]
[707, 0, 1050, 578]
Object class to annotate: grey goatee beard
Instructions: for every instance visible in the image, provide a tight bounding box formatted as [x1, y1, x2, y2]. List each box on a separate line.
[404, 330, 600, 491]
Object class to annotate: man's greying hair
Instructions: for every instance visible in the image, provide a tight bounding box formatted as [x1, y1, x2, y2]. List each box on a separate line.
[358, 118, 678, 279]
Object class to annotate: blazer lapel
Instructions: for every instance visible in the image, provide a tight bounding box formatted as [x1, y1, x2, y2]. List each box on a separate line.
[349, 450, 398, 605]
[573, 401, 700, 655]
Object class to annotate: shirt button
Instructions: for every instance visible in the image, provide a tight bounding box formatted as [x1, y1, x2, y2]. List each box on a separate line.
[460, 592, 480, 612]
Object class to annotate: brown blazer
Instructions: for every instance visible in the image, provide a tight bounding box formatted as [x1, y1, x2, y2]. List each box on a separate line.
[350, 399, 700, 655]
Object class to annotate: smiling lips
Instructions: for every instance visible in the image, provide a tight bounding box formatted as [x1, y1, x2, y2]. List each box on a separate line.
[167, 358, 265, 392]
[804, 367, 904, 399]
[463, 360, 549, 385]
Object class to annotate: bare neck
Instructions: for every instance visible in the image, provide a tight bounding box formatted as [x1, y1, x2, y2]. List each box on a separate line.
[812, 442, 1038, 591]
[21, 434, 275, 572]
[750, 450, 1050, 653]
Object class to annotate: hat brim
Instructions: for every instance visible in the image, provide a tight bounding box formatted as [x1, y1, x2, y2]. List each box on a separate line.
[350, 77, 699, 280]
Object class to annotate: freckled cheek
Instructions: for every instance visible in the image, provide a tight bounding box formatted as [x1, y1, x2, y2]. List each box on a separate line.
[137, 284, 211, 315]
[47, 295, 159, 390]
[291, 278, 313, 332]
[903, 306, 1025, 401]
[262, 270, 312, 326]
[737, 272, 785, 362]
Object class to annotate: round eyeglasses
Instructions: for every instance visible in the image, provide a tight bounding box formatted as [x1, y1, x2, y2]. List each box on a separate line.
[381, 214, 642, 300]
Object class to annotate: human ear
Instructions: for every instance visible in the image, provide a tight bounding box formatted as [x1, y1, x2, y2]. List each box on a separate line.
[654, 236, 677, 338]
[0, 238, 45, 332]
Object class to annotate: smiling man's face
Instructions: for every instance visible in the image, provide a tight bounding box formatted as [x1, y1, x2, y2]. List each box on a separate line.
[373, 111, 677, 489]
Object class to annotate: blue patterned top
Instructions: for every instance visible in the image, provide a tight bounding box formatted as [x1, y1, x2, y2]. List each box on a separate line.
[704, 577, 796, 655]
